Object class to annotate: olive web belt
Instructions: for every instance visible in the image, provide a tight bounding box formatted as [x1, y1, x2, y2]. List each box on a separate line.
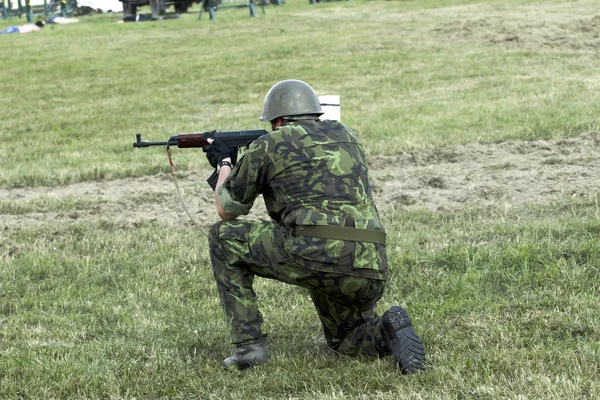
[294, 225, 386, 246]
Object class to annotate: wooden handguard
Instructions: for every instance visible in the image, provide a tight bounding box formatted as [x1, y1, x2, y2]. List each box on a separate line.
[175, 134, 210, 148]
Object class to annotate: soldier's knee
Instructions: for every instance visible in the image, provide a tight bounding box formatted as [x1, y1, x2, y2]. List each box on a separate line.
[209, 220, 226, 245]
[208, 221, 228, 262]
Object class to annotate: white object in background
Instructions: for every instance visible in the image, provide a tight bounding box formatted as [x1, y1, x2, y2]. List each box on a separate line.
[30, 0, 123, 11]
[77, 0, 123, 12]
[319, 95, 340, 121]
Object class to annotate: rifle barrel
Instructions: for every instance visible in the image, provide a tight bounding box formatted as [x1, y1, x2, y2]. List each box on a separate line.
[133, 133, 169, 148]
[133, 140, 170, 147]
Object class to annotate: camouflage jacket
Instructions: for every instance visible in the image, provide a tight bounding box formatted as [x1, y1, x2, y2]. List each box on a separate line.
[218, 119, 388, 280]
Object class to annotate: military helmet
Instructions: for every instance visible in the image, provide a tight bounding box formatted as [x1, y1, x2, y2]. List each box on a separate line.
[259, 80, 323, 122]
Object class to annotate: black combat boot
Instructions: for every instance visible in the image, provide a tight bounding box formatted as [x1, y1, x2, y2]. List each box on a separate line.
[223, 343, 270, 370]
[381, 306, 426, 374]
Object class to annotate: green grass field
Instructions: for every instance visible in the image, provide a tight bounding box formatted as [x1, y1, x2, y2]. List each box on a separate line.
[1, 0, 599, 398]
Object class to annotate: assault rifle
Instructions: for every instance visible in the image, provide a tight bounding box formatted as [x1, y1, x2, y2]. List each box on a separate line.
[133, 130, 268, 149]
[133, 129, 269, 191]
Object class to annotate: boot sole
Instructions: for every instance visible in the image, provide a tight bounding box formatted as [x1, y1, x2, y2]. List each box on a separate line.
[382, 306, 426, 374]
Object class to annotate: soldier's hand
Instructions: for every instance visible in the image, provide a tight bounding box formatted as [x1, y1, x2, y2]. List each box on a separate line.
[203, 140, 236, 169]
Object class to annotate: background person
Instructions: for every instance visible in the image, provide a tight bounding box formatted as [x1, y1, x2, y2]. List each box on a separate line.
[45, 15, 80, 24]
[116, 13, 180, 23]
[202, 79, 426, 372]
[0, 20, 44, 35]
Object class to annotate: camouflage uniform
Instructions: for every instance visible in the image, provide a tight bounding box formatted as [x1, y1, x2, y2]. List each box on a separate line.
[209, 118, 391, 356]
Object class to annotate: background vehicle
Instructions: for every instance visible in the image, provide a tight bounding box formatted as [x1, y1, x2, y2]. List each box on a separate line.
[120, 0, 199, 17]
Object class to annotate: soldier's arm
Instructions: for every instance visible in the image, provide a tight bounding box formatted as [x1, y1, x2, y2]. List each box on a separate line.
[217, 140, 268, 220]
[214, 158, 236, 221]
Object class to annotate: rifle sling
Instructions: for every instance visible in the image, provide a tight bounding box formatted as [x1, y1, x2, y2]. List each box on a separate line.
[294, 225, 386, 245]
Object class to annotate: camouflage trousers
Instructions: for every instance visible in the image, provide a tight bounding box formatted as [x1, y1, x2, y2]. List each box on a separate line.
[208, 219, 391, 357]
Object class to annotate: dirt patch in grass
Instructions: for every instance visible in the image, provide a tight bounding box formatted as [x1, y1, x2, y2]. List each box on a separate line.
[1, 132, 599, 230]
[369, 131, 599, 211]
[433, 15, 600, 50]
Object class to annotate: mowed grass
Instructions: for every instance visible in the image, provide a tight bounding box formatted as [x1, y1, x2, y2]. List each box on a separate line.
[1, 0, 600, 398]
[1, 198, 599, 398]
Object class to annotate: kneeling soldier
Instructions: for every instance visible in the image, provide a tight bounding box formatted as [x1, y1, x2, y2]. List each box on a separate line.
[203, 80, 425, 373]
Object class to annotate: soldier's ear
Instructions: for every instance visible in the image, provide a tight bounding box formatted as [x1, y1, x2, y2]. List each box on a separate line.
[271, 118, 284, 130]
